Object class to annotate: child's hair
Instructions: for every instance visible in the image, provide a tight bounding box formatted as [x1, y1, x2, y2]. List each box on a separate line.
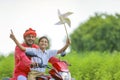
[38, 36, 49, 43]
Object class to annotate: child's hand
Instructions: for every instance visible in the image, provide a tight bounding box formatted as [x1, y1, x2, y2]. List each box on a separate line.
[66, 38, 71, 45]
[10, 29, 15, 40]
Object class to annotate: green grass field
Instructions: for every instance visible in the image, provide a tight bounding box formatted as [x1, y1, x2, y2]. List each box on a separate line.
[1, 51, 120, 80]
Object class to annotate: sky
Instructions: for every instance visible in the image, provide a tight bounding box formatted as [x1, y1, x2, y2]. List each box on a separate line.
[0, 0, 120, 56]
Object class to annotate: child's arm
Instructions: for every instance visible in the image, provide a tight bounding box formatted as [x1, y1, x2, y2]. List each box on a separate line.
[57, 38, 71, 54]
[10, 29, 26, 51]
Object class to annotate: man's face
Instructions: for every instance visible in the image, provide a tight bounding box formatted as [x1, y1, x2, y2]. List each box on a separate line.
[24, 34, 36, 46]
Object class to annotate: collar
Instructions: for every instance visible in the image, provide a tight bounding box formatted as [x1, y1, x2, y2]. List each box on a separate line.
[39, 49, 47, 54]
[22, 43, 39, 48]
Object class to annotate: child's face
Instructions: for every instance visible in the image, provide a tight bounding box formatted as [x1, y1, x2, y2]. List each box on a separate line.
[39, 38, 48, 49]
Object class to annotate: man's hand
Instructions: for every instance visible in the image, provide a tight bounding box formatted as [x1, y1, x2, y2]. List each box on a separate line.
[30, 62, 39, 68]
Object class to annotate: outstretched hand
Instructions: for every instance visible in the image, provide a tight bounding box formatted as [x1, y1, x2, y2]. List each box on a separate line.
[10, 29, 16, 40]
[10, 29, 26, 51]
[66, 38, 71, 46]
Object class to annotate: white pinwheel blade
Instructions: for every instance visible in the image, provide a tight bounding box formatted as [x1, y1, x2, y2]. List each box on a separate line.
[55, 9, 73, 27]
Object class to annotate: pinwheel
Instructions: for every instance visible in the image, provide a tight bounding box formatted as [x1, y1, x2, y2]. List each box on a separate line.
[55, 9, 73, 38]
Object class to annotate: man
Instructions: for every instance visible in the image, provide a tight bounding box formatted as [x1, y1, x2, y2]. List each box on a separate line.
[10, 28, 39, 80]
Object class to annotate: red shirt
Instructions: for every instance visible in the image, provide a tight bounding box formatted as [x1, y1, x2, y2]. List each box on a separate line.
[10, 43, 39, 80]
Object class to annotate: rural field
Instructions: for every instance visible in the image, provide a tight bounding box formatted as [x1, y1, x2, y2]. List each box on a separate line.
[1, 51, 120, 80]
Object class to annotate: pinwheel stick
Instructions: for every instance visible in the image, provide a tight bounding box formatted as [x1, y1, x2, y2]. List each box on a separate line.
[63, 22, 69, 39]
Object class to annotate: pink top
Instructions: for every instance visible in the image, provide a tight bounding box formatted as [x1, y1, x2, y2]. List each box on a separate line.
[10, 43, 39, 80]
